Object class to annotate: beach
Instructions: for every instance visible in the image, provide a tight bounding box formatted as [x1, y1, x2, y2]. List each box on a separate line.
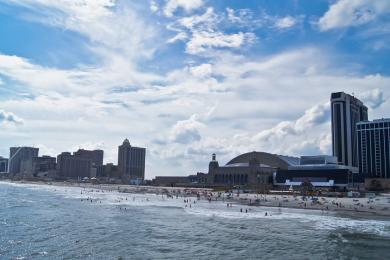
[3, 179, 390, 218]
[1, 180, 390, 259]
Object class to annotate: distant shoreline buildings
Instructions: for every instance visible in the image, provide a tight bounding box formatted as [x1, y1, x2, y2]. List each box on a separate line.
[1, 91, 390, 191]
[0, 139, 146, 184]
[153, 91, 390, 191]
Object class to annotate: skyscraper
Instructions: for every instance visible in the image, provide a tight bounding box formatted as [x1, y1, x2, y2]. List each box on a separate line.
[118, 139, 146, 181]
[357, 119, 390, 179]
[8, 147, 39, 175]
[331, 92, 368, 167]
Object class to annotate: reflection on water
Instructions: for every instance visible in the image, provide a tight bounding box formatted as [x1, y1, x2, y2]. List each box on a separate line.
[0, 182, 389, 260]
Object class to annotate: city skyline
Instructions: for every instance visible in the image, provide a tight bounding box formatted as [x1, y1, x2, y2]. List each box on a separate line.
[1, 0, 390, 178]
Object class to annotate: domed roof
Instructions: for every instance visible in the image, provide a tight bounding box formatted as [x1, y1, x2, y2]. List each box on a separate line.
[226, 151, 299, 170]
[123, 138, 131, 145]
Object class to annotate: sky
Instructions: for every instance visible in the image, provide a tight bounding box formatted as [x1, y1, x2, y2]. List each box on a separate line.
[0, 0, 389, 178]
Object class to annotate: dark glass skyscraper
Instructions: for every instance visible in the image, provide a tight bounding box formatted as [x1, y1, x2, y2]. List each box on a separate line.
[357, 119, 390, 179]
[118, 139, 146, 181]
[331, 92, 368, 167]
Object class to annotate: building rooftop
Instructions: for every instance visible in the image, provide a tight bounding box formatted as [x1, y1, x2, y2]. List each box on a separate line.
[221, 162, 272, 168]
[225, 151, 299, 170]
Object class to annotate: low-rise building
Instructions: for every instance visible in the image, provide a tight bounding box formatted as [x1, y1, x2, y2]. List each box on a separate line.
[206, 152, 299, 189]
[20, 155, 57, 177]
[153, 176, 191, 186]
[274, 155, 359, 190]
[0, 156, 8, 174]
[96, 163, 122, 179]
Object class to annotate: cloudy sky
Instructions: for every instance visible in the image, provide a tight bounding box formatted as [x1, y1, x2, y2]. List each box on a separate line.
[0, 0, 389, 178]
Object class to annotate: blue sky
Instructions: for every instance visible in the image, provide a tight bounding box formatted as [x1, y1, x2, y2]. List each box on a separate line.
[0, 0, 389, 178]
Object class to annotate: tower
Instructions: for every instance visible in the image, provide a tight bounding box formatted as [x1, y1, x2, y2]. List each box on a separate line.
[118, 139, 146, 181]
[208, 153, 219, 173]
[331, 92, 368, 167]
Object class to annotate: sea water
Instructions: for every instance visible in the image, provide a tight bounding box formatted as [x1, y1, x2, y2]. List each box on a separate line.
[1, 181, 389, 259]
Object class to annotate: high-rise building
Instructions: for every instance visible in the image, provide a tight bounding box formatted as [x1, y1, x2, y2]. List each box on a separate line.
[8, 147, 39, 175]
[56, 152, 92, 179]
[118, 139, 146, 181]
[30, 156, 57, 177]
[357, 119, 390, 179]
[73, 149, 103, 167]
[0, 156, 8, 173]
[331, 92, 368, 167]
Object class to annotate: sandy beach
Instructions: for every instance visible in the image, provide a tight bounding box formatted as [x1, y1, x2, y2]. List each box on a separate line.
[2, 179, 390, 218]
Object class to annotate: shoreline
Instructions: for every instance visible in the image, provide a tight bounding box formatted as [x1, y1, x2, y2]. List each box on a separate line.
[1, 179, 390, 219]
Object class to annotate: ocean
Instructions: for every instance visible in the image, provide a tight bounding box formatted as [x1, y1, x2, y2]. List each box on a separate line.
[1, 181, 389, 260]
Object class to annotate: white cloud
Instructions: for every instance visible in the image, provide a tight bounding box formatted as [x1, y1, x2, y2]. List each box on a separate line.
[177, 7, 218, 30]
[189, 63, 212, 78]
[36, 143, 57, 157]
[3, 0, 159, 80]
[0, 54, 160, 95]
[225, 7, 255, 25]
[167, 31, 188, 43]
[1, 1, 390, 177]
[167, 8, 256, 54]
[2, 46, 390, 176]
[150, 0, 159, 13]
[170, 114, 204, 144]
[253, 102, 330, 143]
[275, 16, 297, 29]
[186, 31, 255, 54]
[226, 7, 242, 23]
[164, 0, 204, 17]
[359, 88, 386, 109]
[0, 109, 23, 125]
[318, 0, 390, 31]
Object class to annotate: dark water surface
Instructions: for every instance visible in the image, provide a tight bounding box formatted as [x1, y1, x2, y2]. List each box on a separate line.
[1, 182, 389, 260]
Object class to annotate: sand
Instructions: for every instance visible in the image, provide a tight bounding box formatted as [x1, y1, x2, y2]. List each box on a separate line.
[2, 179, 390, 218]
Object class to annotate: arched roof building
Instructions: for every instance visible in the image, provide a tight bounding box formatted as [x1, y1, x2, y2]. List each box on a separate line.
[206, 152, 299, 187]
[226, 151, 299, 170]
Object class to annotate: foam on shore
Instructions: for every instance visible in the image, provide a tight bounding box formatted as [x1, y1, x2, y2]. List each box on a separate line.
[1, 181, 390, 238]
